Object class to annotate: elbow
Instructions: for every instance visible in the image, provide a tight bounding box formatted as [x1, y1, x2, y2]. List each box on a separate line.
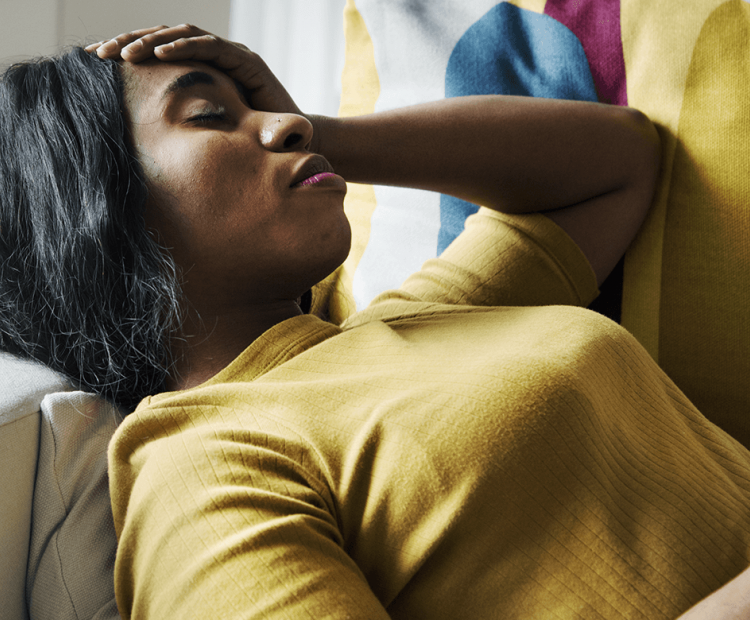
[625, 107, 662, 189]
[547, 107, 664, 287]
[620, 107, 662, 226]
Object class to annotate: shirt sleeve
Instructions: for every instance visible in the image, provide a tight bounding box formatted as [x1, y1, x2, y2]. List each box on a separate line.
[108, 403, 391, 620]
[394, 208, 599, 308]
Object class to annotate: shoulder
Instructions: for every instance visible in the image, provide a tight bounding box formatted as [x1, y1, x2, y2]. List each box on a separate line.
[359, 209, 599, 312]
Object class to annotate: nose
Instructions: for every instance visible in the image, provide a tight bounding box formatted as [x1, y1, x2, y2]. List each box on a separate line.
[259, 113, 313, 152]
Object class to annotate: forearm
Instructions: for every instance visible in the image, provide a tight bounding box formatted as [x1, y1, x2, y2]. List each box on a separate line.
[310, 95, 659, 215]
[91, 27, 660, 228]
[311, 95, 660, 285]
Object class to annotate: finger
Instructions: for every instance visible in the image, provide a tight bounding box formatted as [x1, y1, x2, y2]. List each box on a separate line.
[84, 40, 105, 53]
[119, 24, 210, 62]
[95, 25, 171, 59]
[151, 34, 263, 83]
[153, 36, 281, 100]
[152, 34, 245, 70]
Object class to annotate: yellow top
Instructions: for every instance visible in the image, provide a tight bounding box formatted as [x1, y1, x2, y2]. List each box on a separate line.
[109, 209, 750, 619]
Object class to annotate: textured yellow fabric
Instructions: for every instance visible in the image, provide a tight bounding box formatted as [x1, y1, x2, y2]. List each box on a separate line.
[655, 1, 750, 443]
[618, 0, 729, 355]
[312, 0, 380, 324]
[622, 0, 750, 443]
[335, 0, 750, 448]
[110, 210, 750, 620]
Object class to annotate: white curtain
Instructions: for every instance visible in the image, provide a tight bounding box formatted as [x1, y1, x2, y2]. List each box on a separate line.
[228, 0, 347, 117]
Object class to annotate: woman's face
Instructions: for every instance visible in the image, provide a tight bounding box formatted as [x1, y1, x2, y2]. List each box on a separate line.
[123, 60, 350, 309]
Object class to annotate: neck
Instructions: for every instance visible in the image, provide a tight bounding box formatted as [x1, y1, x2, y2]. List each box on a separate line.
[166, 300, 303, 392]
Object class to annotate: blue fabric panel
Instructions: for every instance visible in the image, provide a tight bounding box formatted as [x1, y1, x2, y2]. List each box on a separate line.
[438, 2, 599, 254]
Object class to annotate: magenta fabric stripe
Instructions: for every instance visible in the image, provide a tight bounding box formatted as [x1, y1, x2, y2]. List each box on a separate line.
[544, 0, 628, 106]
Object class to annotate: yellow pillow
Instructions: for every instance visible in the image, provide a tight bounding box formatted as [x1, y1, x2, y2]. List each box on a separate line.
[321, 0, 750, 445]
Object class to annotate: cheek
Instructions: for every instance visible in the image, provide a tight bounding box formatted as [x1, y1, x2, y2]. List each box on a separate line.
[144, 174, 281, 275]
[188, 148, 276, 220]
[147, 142, 260, 228]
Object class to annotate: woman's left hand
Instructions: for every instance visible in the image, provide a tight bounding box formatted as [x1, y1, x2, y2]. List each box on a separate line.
[86, 24, 303, 117]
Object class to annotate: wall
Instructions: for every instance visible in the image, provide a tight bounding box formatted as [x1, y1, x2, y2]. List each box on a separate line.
[229, 0, 347, 116]
[0, 0, 231, 65]
[0, 0, 346, 116]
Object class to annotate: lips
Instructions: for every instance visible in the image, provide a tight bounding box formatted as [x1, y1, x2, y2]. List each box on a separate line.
[290, 155, 336, 188]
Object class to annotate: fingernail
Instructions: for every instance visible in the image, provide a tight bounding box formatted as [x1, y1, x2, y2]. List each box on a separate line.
[124, 39, 143, 53]
[155, 42, 174, 54]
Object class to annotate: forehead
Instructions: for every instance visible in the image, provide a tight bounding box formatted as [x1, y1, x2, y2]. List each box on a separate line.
[122, 59, 226, 120]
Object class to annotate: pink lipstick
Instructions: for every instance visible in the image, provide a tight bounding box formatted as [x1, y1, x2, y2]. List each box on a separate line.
[297, 172, 338, 187]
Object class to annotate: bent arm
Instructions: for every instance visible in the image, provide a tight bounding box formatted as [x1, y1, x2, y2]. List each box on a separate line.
[89, 26, 660, 286]
[311, 97, 661, 285]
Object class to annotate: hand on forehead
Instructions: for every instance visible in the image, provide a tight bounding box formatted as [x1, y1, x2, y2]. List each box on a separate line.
[86, 24, 302, 117]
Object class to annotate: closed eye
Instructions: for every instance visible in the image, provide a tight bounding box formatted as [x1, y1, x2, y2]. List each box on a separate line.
[188, 107, 228, 125]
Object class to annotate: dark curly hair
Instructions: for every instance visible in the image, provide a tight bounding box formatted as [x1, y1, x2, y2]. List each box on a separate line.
[0, 47, 183, 412]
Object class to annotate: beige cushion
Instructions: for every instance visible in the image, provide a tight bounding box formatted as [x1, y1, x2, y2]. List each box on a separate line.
[0, 353, 121, 620]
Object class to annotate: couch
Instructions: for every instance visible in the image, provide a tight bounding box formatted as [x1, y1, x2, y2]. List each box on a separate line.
[3, 0, 749, 618]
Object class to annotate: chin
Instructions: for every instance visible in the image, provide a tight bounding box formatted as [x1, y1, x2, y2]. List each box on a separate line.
[318, 222, 352, 271]
[291, 219, 351, 292]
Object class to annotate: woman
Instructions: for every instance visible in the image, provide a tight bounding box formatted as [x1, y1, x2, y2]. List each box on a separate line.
[2, 24, 748, 619]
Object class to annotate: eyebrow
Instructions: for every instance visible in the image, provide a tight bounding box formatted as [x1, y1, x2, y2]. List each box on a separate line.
[161, 70, 246, 102]
[161, 70, 215, 100]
